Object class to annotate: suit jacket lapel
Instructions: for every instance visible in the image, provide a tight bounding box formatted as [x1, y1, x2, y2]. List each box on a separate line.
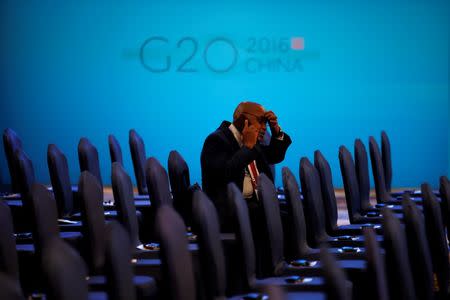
[219, 121, 240, 152]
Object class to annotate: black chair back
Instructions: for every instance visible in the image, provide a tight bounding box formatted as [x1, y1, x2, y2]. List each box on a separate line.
[29, 183, 60, 257]
[0, 201, 20, 280]
[339, 145, 364, 223]
[78, 171, 106, 273]
[281, 167, 311, 259]
[155, 205, 196, 300]
[145, 157, 172, 209]
[3, 128, 23, 193]
[129, 129, 148, 195]
[111, 162, 140, 248]
[422, 183, 449, 299]
[382, 209, 416, 300]
[314, 150, 339, 234]
[320, 247, 351, 300]
[14, 149, 35, 231]
[227, 182, 256, 292]
[192, 189, 226, 299]
[108, 134, 123, 165]
[257, 173, 286, 276]
[381, 131, 392, 192]
[438, 176, 450, 242]
[41, 237, 89, 300]
[354, 139, 372, 212]
[368, 137, 390, 203]
[14, 148, 35, 199]
[299, 157, 329, 247]
[78, 138, 103, 189]
[168, 150, 193, 227]
[104, 221, 136, 300]
[47, 144, 74, 217]
[362, 228, 388, 300]
[0, 272, 24, 300]
[402, 194, 433, 300]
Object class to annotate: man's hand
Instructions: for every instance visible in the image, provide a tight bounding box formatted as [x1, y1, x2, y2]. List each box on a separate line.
[265, 111, 281, 137]
[242, 119, 259, 149]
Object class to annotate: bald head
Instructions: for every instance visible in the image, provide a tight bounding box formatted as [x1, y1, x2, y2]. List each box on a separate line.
[232, 101, 268, 140]
[233, 102, 265, 122]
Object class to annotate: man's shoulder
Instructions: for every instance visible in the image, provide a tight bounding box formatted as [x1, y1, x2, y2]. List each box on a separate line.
[204, 121, 233, 144]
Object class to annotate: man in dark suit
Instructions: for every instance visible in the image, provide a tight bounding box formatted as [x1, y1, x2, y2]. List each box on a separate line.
[201, 101, 292, 232]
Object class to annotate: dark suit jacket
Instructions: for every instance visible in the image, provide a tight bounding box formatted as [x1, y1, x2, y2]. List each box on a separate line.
[201, 120, 292, 231]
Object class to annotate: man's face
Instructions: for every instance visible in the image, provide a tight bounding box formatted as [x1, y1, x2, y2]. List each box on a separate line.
[242, 105, 267, 141]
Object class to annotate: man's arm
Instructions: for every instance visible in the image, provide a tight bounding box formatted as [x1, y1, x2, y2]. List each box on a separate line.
[260, 110, 292, 164]
[259, 132, 292, 164]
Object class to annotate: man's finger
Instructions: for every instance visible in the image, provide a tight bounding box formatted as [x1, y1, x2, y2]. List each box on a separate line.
[265, 111, 277, 120]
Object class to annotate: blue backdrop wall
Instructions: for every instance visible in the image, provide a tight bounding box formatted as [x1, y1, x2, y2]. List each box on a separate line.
[0, 0, 448, 189]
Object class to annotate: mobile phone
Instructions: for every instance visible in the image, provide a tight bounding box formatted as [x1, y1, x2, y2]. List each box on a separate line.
[285, 275, 304, 284]
[340, 246, 358, 253]
[15, 232, 32, 239]
[234, 114, 248, 132]
[290, 259, 315, 267]
[242, 293, 269, 300]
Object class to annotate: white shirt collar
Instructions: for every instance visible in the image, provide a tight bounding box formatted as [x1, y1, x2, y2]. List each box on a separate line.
[228, 123, 243, 147]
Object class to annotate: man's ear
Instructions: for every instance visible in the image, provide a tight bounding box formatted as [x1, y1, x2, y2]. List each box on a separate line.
[233, 114, 247, 132]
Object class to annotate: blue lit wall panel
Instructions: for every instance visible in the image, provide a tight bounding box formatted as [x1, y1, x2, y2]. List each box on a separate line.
[0, 0, 448, 188]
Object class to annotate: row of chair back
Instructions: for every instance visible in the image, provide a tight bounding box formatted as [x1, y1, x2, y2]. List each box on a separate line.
[3, 128, 395, 197]
[3, 127, 449, 299]
[3, 128, 23, 193]
[108, 129, 149, 195]
[0, 168, 158, 299]
[108, 131, 197, 228]
[4, 127, 197, 234]
[4, 127, 158, 197]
